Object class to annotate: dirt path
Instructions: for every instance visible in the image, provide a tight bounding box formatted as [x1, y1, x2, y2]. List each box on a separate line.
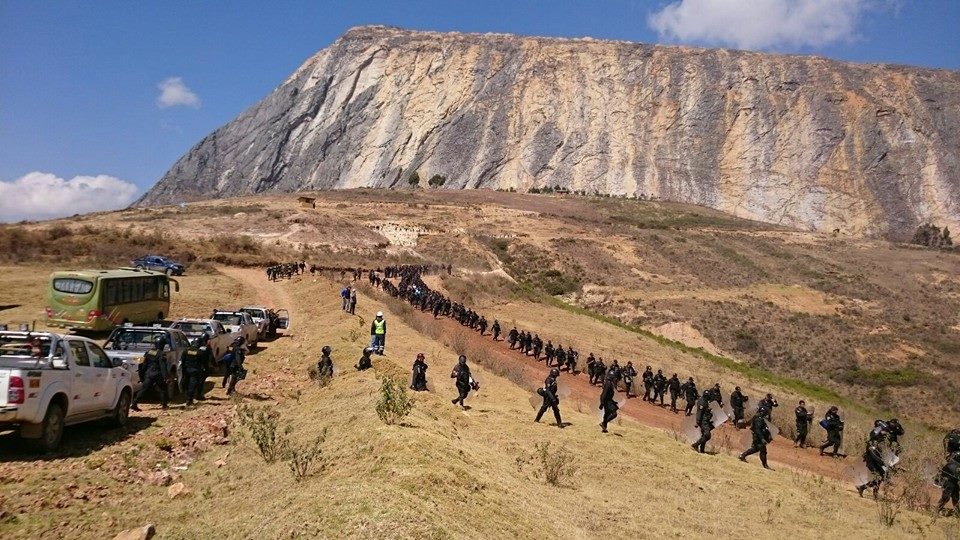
[367, 285, 860, 487]
[217, 266, 293, 314]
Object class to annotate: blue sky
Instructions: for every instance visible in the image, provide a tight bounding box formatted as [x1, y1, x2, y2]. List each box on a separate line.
[1, 0, 958, 220]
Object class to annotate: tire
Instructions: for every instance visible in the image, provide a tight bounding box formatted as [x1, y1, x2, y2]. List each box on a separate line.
[28, 403, 65, 453]
[157, 312, 165, 323]
[109, 390, 131, 428]
[165, 268, 173, 275]
[135, 265, 144, 270]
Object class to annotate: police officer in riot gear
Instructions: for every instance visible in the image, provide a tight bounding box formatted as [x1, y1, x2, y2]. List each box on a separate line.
[937, 451, 960, 516]
[535, 368, 564, 428]
[819, 406, 844, 456]
[757, 393, 778, 420]
[132, 335, 170, 411]
[794, 400, 813, 448]
[410, 353, 428, 391]
[599, 369, 619, 433]
[681, 377, 698, 416]
[355, 347, 373, 371]
[856, 439, 887, 498]
[181, 333, 211, 407]
[667, 373, 681, 413]
[622, 362, 637, 398]
[739, 407, 773, 469]
[730, 386, 747, 428]
[318, 345, 334, 379]
[692, 398, 714, 453]
[451, 355, 473, 409]
[221, 336, 247, 395]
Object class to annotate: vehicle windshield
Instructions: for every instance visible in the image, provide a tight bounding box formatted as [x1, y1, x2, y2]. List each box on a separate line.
[240, 308, 265, 318]
[212, 313, 242, 326]
[105, 329, 162, 350]
[172, 322, 211, 335]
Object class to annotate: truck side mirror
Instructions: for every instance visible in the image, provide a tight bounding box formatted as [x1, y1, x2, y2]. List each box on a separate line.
[51, 358, 68, 369]
[112, 358, 124, 368]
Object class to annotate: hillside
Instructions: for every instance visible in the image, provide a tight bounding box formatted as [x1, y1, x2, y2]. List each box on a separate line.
[0, 261, 955, 538]
[137, 26, 960, 238]
[6, 190, 958, 426]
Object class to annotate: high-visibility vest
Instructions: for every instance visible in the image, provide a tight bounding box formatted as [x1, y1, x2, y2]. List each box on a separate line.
[373, 319, 386, 335]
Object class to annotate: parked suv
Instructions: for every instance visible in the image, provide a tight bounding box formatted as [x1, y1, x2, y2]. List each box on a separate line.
[102, 325, 190, 394]
[0, 331, 133, 452]
[132, 255, 185, 276]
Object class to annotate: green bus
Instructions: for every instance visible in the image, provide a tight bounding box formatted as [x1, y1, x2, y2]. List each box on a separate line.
[46, 268, 179, 332]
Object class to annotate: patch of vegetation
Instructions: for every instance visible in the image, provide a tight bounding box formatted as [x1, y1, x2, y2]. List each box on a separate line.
[517, 442, 577, 486]
[237, 404, 291, 463]
[407, 171, 420, 187]
[375, 377, 415, 425]
[837, 367, 926, 387]
[428, 174, 447, 187]
[286, 430, 327, 482]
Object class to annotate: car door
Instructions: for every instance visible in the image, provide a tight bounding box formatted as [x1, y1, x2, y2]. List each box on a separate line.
[66, 340, 97, 414]
[86, 342, 120, 410]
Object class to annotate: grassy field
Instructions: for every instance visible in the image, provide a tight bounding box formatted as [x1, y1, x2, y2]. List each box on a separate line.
[1, 266, 956, 538]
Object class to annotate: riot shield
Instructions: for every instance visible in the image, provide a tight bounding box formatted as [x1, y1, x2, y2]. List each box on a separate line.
[529, 394, 541, 410]
[765, 419, 780, 438]
[557, 380, 572, 399]
[682, 414, 701, 444]
[709, 401, 730, 427]
[845, 462, 872, 486]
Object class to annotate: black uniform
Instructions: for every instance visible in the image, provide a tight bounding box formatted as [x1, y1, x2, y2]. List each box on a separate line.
[355, 349, 373, 371]
[667, 375, 681, 412]
[692, 401, 714, 453]
[411, 357, 428, 391]
[937, 453, 959, 515]
[730, 389, 747, 428]
[946, 430, 960, 455]
[492, 321, 501, 341]
[794, 405, 812, 447]
[681, 379, 698, 416]
[180, 343, 210, 406]
[885, 419, 904, 454]
[451, 361, 472, 408]
[641, 367, 654, 401]
[535, 374, 563, 426]
[318, 353, 334, 379]
[819, 410, 844, 456]
[758, 396, 778, 420]
[133, 347, 169, 409]
[622, 365, 637, 397]
[221, 345, 246, 395]
[652, 371, 667, 405]
[856, 441, 887, 497]
[739, 413, 772, 468]
[599, 374, 619, 433]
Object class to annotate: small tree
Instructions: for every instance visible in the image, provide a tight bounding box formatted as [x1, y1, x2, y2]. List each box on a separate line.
[375, 377, 414, 425]
[428, 174, 447, 187]
[407, 171, 420, 187]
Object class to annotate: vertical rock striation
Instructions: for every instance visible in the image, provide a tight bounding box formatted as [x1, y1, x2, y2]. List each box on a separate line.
[138, 26, 960, 237]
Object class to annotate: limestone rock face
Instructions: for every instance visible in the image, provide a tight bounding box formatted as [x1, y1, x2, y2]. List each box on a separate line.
[138, 26, 960, 237]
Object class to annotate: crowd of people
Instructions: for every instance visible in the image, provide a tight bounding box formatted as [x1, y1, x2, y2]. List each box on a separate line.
[279, 262, 959, 515]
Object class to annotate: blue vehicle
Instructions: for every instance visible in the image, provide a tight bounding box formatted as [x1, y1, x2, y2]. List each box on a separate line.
[131, 255, 185, 276]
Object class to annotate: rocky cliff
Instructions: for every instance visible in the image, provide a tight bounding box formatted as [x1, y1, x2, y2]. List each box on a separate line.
[138, 26, 960, 237]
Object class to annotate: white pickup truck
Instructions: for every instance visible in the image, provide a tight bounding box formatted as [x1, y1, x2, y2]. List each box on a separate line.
[210, 310, 259, 348]
[0, 331, 133, 452]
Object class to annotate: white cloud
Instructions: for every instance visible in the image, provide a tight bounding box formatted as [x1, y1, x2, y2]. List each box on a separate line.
[648, 0, 877, 50]
[157, 77, 201, 108]
[0, 172, 139, 222]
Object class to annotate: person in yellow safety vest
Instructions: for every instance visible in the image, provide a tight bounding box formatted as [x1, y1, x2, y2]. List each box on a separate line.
[370, 311, 387, 355]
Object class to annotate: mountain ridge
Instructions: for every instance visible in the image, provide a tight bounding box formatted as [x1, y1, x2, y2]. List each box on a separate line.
[138, 25, 960, 238]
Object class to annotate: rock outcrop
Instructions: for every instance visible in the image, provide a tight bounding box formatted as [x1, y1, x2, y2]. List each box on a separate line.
[138, 26, 960, 237]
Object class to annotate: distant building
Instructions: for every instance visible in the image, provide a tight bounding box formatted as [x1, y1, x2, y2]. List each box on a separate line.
[298, 196, 316, 209]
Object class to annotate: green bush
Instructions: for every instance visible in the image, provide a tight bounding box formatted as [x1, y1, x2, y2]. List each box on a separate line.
[237, 404, 291, 463]
[407, 172, 420, 187]
[375, 377, 414, 425]
[428, 174, 447, 187]
[285, 430, 327, 482]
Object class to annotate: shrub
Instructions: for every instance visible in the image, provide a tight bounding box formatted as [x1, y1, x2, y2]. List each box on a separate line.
[375, 377, 414, 425]
[285, 430, 327, 482]
[530, 441, 577, 486]
[428, 174, 447, 187]
[408, 172, 420, 187]
[237, 404, 290, 463]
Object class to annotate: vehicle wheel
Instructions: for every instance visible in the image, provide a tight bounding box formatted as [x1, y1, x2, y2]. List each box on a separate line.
[135, 265, 144, 270]
[109, 389, 131, 428]
[28, 403, 65, 453]
[157, 312, 164, 323]
[165, 268, 173, 275]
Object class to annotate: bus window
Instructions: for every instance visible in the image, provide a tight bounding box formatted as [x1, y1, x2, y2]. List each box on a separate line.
[161, 281, 170, 299]
[53, 278, 93, 294]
